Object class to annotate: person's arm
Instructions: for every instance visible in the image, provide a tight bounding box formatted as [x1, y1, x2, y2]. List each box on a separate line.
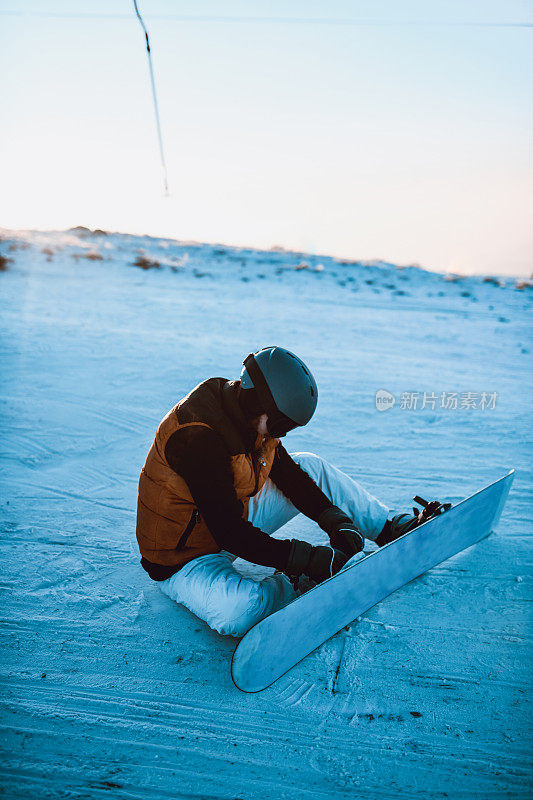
[165, 426, 290, 569]
[269, 444, 364, 556]
[268, 443, 332, 521]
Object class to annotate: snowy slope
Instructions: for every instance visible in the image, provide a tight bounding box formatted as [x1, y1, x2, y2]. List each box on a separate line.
[0, 227, 531, 799]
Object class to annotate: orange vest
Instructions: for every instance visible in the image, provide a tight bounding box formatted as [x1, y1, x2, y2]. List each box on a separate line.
[136, 378, 278, 569]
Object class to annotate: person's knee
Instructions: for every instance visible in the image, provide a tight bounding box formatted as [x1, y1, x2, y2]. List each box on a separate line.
[290, 451, 324, 478]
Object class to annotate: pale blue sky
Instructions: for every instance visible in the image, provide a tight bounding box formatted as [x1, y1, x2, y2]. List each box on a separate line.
[1, 1, 532, 274]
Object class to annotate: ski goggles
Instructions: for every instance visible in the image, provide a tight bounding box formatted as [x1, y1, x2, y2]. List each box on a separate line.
[242, 352, 299, 438]
[266, 410, 298, 438]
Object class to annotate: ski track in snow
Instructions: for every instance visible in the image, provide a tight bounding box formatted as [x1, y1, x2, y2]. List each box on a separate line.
[0, 228, 531, 799]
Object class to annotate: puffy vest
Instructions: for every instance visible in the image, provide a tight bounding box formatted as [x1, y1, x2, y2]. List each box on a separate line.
[136, 378, 279, 569]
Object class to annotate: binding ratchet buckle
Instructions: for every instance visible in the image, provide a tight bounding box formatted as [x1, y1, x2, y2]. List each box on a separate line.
[413, 496, 452, 524]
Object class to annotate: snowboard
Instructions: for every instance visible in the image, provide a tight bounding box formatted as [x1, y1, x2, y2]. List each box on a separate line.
[231, 471, 515, 693]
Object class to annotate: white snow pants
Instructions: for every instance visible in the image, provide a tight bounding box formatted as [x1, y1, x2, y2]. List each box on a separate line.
[159, 452, 389, 637]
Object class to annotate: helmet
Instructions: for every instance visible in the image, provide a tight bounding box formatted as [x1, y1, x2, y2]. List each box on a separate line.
[240, 346, 318, 436]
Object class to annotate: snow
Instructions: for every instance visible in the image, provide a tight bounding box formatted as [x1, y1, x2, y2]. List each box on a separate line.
[1, 227, 531, 798]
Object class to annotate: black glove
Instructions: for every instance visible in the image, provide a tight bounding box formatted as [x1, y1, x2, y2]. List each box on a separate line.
[318, 506, 364, 557]
[286, 539, 349, 584]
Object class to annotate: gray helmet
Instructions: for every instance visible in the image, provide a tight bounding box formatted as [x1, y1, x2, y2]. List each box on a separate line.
[240, 346, 318, 433]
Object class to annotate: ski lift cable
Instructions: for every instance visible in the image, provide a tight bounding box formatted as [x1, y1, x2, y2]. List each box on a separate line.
[132, 0, 169, 196]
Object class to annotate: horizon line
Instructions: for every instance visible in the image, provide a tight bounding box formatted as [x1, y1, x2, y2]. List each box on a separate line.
[2, 225, 530, 281]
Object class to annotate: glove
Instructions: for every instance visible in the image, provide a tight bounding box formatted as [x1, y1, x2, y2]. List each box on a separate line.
[286, 539, 349, 584]
[318, 506, 364, 557]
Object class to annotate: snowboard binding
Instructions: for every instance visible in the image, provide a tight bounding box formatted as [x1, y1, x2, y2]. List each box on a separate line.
[376, 495, 452, 547]
[412, 495, 452, 524]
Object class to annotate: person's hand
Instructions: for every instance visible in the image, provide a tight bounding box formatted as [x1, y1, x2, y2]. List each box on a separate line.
[286, 540, 349, 584]
[318, 506, 364, 557]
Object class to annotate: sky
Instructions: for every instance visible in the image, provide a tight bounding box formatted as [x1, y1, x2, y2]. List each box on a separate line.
[0, 0, 532, 276]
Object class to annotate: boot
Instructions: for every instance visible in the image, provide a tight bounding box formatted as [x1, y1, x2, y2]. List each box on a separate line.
[376, 496, 451, 547]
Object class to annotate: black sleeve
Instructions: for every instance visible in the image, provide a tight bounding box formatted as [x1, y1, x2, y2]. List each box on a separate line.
[165, 426, 291, 570]
[269, 443, 333, 522]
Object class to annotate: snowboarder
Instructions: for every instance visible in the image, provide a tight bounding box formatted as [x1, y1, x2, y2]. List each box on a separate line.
[136, 346, 436, 636]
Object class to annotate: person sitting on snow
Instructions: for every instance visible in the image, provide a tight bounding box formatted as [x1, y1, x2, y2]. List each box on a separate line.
[136, 346, 437, 636]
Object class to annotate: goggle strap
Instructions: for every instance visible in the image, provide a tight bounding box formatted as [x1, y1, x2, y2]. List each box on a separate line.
[242, 353, 280, 421]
